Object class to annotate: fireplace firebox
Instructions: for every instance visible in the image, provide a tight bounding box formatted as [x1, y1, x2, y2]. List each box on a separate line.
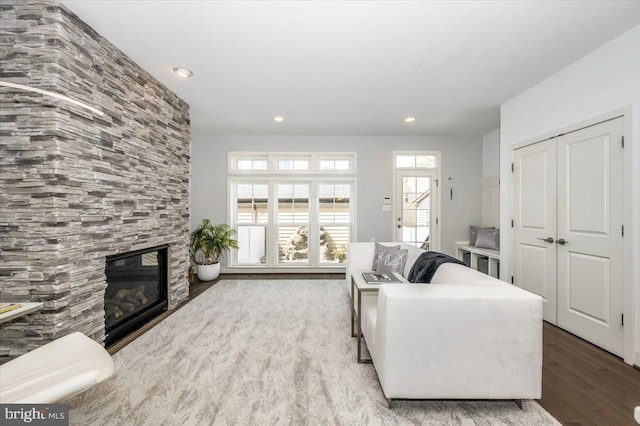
[104, 245, 169, 348]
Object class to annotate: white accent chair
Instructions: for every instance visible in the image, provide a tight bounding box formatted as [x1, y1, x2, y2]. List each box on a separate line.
[347, 242, 543, 407]
[0, 332, 115, 403]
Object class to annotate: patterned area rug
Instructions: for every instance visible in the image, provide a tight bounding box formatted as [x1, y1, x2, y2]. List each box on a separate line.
[69, 280, 560, 425]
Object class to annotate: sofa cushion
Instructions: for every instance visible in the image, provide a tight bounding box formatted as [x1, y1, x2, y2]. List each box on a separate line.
[371, 243, 400, 270]
[375, 248, 408, 275]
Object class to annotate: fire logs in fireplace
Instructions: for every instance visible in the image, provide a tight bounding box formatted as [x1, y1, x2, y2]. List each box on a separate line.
[104, 245, 168, 347]
[105, 284, 150, 321]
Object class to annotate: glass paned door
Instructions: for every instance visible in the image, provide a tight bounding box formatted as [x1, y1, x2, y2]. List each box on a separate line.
[395, 171, 438, 249]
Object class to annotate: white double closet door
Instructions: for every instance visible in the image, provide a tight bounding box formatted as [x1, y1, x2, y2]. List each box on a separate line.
[513, 117, 624, 356]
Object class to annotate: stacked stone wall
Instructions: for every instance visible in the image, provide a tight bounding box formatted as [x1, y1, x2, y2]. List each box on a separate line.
[0, 0, 191, 356]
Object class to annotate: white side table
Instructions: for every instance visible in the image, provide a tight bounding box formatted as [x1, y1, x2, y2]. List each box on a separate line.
[0, 303, 44, 324]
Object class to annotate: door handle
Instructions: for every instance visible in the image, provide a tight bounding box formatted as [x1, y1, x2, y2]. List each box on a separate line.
[537, 237, 554, 243]
[556, 238, 568, 245]
[397, 224, 402, 229]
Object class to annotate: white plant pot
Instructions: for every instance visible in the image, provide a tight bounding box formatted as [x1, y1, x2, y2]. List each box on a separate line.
[197, 263, 220, 281]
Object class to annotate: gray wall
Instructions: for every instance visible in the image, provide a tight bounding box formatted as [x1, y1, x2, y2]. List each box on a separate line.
[191, 134, 482, 260]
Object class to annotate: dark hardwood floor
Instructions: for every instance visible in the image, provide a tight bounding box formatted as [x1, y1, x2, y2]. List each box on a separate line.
[539, 321, 640, 425]
[116, 275, 640, 425]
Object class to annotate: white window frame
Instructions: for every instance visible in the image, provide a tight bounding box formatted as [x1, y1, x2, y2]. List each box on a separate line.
[229, 152, 357, 175]
[275, 181, 312, 266]
[317, 181, 353, 265]
[228, 152, 357, 272]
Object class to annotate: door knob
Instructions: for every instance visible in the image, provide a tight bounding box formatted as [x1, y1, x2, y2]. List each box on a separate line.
[397, 224, 402, 229]
[556, 238, 568, 245]
[537, 237, 554, 243]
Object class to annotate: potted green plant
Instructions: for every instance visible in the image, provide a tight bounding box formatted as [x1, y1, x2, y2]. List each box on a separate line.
[190, 219, 239, 281]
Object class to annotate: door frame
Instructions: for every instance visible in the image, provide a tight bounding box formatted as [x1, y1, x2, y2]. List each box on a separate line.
[392, 151, 441, 251]
[508, 106, 635, 365]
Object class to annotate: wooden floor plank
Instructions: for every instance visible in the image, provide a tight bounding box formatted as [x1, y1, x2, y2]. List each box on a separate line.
[538, 322, 640, 425]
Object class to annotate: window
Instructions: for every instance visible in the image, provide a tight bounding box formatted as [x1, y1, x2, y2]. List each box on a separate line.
[229, 152, 356, 174]
[235, 183, 268, 265]
[236, 157, 268, 171]
[319, 159, 351, 171]
[318, 183, 351, 264]
[229, 152, 356, 269]
[395, 154, 436, 169]
[277, 183, 310, 264]
[278, 159, 309, 171]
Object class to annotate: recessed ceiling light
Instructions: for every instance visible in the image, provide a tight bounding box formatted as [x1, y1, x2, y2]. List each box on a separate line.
[273, 116, 285, 122]
[172, 67, 193, 79]
[404, 117, 416, 123]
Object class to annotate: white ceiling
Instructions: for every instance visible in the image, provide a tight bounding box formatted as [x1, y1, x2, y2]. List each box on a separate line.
[61, 1, 640, 138]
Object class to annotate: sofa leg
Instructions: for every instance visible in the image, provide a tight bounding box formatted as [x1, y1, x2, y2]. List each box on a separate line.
[387, 398, 393, 409]
[513, 399, 523, 409]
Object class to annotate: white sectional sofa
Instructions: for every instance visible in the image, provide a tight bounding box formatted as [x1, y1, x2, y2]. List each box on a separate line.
[347, 242, 543, 407]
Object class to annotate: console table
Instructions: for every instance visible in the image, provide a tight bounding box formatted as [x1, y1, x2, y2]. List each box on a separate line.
[455, 242, 500, 278]
[350, 270, 408, 363]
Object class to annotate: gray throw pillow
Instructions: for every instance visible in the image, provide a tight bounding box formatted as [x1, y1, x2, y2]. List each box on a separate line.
[475, 228, 500, 250]
[470, 225, 494, 246]
[375, 248, 408, 276]
[371, 243, 400, 270]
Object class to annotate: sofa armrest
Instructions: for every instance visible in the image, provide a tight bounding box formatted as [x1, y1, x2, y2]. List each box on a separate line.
[374, 284, 542, 400]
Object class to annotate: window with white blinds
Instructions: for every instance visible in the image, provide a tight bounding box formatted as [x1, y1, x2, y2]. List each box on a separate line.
[228, 152, 356, 269]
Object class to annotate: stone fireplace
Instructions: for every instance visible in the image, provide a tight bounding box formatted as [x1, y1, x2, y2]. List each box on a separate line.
[0, 0, 191, 358]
